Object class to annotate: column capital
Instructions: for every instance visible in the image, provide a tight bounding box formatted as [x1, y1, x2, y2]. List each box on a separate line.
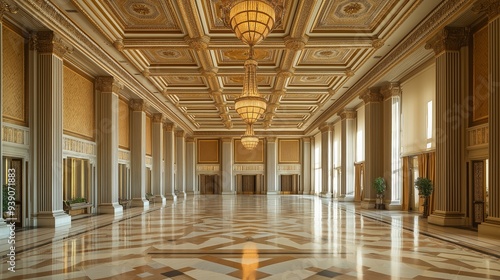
[186, 137, 195, 142]
[221, 137, 232, 143]
[425, 27, 469, 55]
[472, 0, 500, 20]
[152, 113, 163, 123]
[380, 82, 401, 100]
[302, 137, 311, 143]
[33, 31, 73, 58]
[175, 130, 185, 138]
[267, 137, 277, 143]
[319, 123, 332, 133]
[129, 99, 146, 112]
[163, 122, 176, 131]
[338, 109, 357, 120]
[95, 77, 123, 93]
[360, 88, 383, 104]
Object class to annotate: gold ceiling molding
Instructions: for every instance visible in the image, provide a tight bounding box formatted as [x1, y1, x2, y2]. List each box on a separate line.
[472, 0, 500, 19]
[185, 35, 210, 51]
[284, 36, 308, 51]
[0, 0, 18, 19]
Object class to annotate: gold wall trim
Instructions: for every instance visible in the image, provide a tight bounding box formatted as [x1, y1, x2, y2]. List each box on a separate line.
[278, 164, 301, 171]
[146, 156, 152, 166]
[278, 139, 300, 163]
[468, 124, 489, 147]
[118, 149, 131, 162]
[196, 165, 220, 172]
[197, 139, 219, 164]
[233, 164, 265, 172]
[63, 135, 96, 156]
[2, 124, 28, 145]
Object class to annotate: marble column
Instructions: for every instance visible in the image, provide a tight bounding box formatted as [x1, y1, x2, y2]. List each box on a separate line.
[33, 31, 72, 227]
[221, 138, 234, 194]
[360, 88, 384, 209]
[185, 137, 196, 195]
[267, 137, 278, 194]
[130, 99, 148, 207]
[96, 77, 123, 215]
[152, 113, 166, 204]
[176, 130, 186, 196]
[163, 123, 176, 199]
[338, 110, 356, 201]
[425, 27, 468, 226]
[310, 137, 316, 195]
[302, 138, 311, 195]
[319, 123, 333, 197]
[381, 82, 402, 210]
[476, 1, 500, 237]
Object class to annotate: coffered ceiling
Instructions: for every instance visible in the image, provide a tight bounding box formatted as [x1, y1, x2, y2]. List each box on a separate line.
[12, 0, 448, 135]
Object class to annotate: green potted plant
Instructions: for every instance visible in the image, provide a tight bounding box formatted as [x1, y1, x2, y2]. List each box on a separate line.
[2, 184, 10, 218]
[373, 177, 386, 209]
[415, 177, 433, 218]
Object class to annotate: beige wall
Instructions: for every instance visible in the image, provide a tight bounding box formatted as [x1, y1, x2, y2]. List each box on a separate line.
[2, 25, 26, 126]
[401, 63, 436, 156]
[63, 66, 95, 139]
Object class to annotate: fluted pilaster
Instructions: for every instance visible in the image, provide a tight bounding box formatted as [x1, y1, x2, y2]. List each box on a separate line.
[130, 99, 148, 207]
[426, 27, 468, 226]
[267, 137, 278, 194]
[381, 82, 402, 210]
[176, 130, 186, 196]
[185, 137, 196, 194]
[360, 88, 384, 209]
[34, 31, 71, 226]
[152, 113, 166, 204]
[477, 0, 500, 237]
[221, 138, 234, 194]
[302, 138, 311, 195]
[319, 123, 333, 197]
[96, 77, 123, 214]
[338, 110, 356, 201]
[163, 123, 176, 199]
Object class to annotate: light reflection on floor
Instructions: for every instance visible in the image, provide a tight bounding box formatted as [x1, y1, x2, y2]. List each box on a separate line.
[0, 195, 499, 279]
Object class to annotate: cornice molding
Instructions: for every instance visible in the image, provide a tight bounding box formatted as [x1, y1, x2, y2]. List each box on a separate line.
[18, 0, 192, 134]
[472, 0, 500, 19]
[0, 0, 18, 20]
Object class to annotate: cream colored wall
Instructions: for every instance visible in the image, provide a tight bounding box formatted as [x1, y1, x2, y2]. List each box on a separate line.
[401, 63, 436, 156]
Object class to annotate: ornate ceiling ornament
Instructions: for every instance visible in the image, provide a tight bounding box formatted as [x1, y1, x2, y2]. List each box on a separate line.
[185, 35, 210, 51]
[285, 36, 308, 51]
[343, 2, 362, 15]
[0, 0, 18, 19]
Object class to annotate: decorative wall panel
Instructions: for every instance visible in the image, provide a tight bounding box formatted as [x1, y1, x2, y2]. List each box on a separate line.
[2, 26, 25, 125]
[63, 135, 96, 156]
[234, 139, 264, 163]
[2, 124, 27, 145]
[119, 99, 130, 149]
[472, 25, 489, 123]
[197, 139, 219, 163]
[63, 66, 95, 139]
[278, 139, 300, 163]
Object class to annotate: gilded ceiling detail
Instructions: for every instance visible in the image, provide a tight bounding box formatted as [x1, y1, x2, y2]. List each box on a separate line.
[71, 0, 425, 131]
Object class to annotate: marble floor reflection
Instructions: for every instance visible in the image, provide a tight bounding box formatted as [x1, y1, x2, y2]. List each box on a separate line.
[1, 195, 500, 279]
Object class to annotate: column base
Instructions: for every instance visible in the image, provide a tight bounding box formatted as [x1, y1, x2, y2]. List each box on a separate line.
[338, 195, 354, 202]
[320, 192, 332, 198]
[428, 211, 465, 226]
[478, 217, 500, 238]
[387, 201, 402, 210]
[131, 198, 149, 207]
[361, 199, 376, 209]
[222, 191, 236, 195]
[0, 219, 12, 237]
[98, 203, 123, 215]
[155, 195, 167, 205]
[36, 210, 71, 227]
[267, 191, 279, 195]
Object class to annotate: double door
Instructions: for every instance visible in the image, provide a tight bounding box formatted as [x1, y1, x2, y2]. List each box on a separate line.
[3, 157, 23, 227]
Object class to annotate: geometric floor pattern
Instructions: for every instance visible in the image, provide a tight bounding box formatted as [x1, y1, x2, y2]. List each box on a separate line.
[1, 195, 500, 279]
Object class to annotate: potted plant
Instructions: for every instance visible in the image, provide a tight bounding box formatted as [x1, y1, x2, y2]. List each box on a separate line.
[373, 177, 386, 209]
[415, 177, 433, 218]
[2, 184, 10, 219]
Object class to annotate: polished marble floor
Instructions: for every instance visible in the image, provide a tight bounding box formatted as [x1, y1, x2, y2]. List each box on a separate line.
[1, 195, 500, 279]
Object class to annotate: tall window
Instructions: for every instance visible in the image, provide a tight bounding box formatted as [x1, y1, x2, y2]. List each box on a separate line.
[426, 100, 433, 149]
[314, 133, 322, 194]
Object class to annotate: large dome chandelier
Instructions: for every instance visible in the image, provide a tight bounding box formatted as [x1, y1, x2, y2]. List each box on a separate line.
[221, 0, 284, 46]
[240, 124, 259, 150]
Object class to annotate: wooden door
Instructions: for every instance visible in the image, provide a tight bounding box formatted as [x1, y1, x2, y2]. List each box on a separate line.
[281, 175, 292, 193]
[242, 175, 255, 194]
